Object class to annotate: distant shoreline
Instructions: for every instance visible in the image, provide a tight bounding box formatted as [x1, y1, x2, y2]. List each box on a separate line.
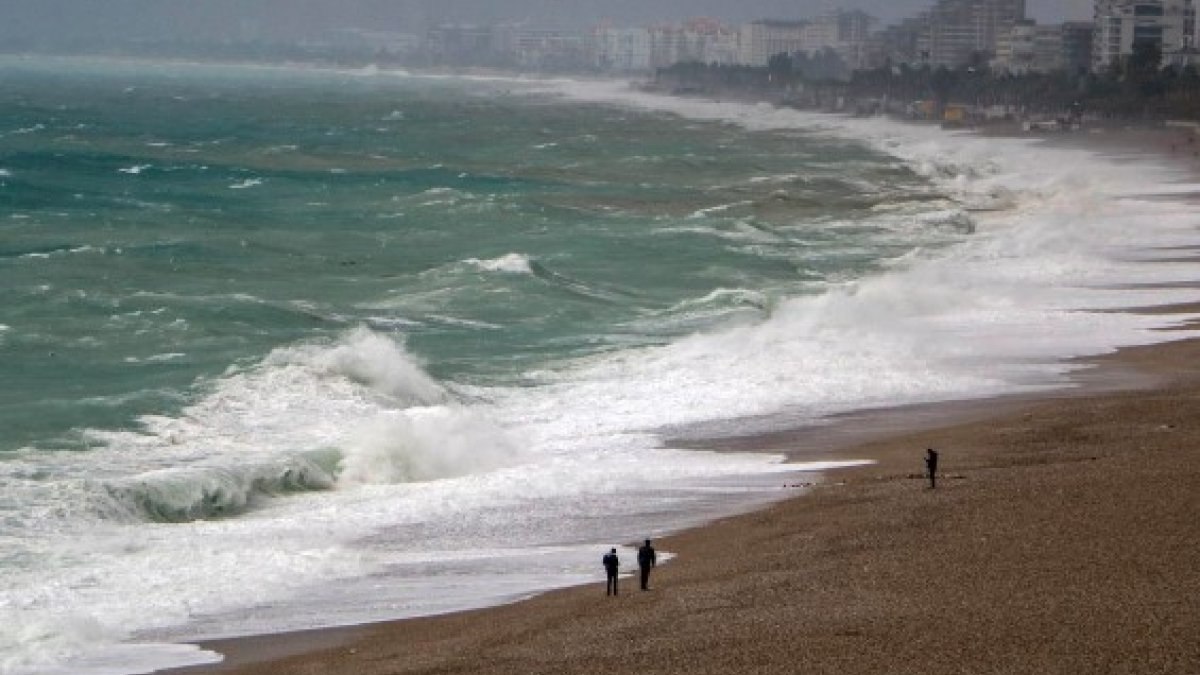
[161, 81, 1200, 675]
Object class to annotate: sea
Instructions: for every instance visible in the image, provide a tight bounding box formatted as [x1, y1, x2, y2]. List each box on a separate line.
[2, 56, 1198, 675]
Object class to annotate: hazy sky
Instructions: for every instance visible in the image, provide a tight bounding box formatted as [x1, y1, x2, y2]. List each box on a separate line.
[0, 0, 1094, 44]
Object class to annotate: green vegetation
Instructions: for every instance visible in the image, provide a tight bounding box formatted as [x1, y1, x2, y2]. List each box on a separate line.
[658, 50, 1200, 121]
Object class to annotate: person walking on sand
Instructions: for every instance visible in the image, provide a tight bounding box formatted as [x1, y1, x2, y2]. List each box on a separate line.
[602, 547, 620, 596]
[637, 539, 656, 591]
[925, 448, 939, 489]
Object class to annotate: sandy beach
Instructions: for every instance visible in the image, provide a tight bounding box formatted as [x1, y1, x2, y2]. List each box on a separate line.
[162, 338, 1200, 675]
[160, 123, 1200, 675]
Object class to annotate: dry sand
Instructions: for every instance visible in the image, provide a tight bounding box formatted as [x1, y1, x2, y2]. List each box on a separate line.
[163, 124, 1200, 675]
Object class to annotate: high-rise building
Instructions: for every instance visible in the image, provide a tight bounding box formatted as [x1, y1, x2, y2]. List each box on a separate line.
[868, 16, 925, 66]
[591, 19, 737, 73]
[1092, 0, 1195, 71]
[1061, 21, 1096, 73]
[592, 24, 652, 72]
[993, 20, 1093, 73]
[799, 10, 876, 69]
[916, 0, 1027, 68]
[738, 20, 808, 66]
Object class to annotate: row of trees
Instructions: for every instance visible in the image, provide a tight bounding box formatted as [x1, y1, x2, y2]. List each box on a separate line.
[658, 45, 1200, 121]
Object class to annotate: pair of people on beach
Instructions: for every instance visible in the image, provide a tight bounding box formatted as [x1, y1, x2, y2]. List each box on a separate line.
[603, 539, 656, 596]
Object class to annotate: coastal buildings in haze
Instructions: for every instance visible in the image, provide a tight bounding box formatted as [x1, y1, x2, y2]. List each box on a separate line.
[736, 11, 874, 68]
[11, 1, 1200, 78]
[1092, 0, 1198, 70]
[913, 0, 1027, 68]
[992, 19, 1097, 72]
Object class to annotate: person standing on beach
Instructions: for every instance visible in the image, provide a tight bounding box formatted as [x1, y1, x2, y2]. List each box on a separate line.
[637, 539, 657, 591]
[925, 448, 939, 489]
[602, 547, 620, 596]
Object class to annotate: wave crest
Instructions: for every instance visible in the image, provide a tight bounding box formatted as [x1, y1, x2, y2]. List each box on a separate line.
[337, 407, 522, 486]
[263, 325, 447, 406]
[465, 253, 534, 274]
[97, 453, 337, 523]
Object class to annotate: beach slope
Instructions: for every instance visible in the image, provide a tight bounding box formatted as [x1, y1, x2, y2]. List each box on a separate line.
[169, 337, 1200, 675]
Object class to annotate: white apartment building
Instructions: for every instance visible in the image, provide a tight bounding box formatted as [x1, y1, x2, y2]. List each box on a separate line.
[994, 20, 1068, 72]
[593, 14, 869, 73]
[796, 10, 875, 69]
[738, 20, 808, 66]
[679, 17, 740, 66]
[593, 27, 652, 71]
[593, 19, 738, 72]
[1093, 0, 1196, 70]
[915, 0, 1027, 68]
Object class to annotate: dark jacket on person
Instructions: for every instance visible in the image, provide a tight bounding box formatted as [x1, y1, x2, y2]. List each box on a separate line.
[637, 544, 656, 569]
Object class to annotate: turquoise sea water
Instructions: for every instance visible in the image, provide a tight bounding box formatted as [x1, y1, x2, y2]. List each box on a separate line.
[0, 59, 949, 453]
[2, 58, 1199, 675]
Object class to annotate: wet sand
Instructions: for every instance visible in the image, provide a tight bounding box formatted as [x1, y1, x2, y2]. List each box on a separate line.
[161, 120, 1200, 675]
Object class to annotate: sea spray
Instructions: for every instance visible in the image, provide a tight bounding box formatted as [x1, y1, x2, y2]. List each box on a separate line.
[337, 407, 523, 486]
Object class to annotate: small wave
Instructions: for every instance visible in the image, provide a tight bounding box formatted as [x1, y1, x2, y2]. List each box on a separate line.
[746, 173, 802, 184]
[119, 164, 152, 175]
[671, 288, 770, 314]
[0, 168, 12, 177]
[229, 178, 264, 190]
[6, 244, 106, 260]
[124, 353, 187, 364]
[914, 209, 976, 234]
[465, 253, 534, 275]
[423, 314, 504, 330]
[688, 200, 755, 218]
[363, 316, 424, 331]
[96, 453, 337, 523]
[629, 288, 771, 333]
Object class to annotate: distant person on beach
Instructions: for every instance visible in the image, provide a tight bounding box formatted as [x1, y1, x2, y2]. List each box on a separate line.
[637, 539, 657, 591]
[925, 448, 939, 489]
[603, 547, 620, 596]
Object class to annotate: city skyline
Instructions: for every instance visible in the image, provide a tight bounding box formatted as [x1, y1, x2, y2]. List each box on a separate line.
[0, 0, 1093, 45]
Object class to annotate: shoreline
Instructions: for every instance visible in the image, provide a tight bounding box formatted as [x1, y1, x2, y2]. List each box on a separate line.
[161, 334, 1200, 675]
[158, 100, 1200, 675]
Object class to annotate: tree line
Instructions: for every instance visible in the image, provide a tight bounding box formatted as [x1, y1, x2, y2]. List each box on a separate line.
[657, 43, 1200, 121]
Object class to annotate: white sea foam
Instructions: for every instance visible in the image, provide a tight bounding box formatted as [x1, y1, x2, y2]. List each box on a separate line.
[123, 353, 186, 364]
[228, 178, 263, 190]
[516, 77, 1200, 425]
[465, 253, 535, 275]
[0, 317, 814, 674]
[337, 406, 523, 486]
[687, 200, 755, 218]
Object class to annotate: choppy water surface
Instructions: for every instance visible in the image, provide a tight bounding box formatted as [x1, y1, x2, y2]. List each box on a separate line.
[1, 57, 1198, 675]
